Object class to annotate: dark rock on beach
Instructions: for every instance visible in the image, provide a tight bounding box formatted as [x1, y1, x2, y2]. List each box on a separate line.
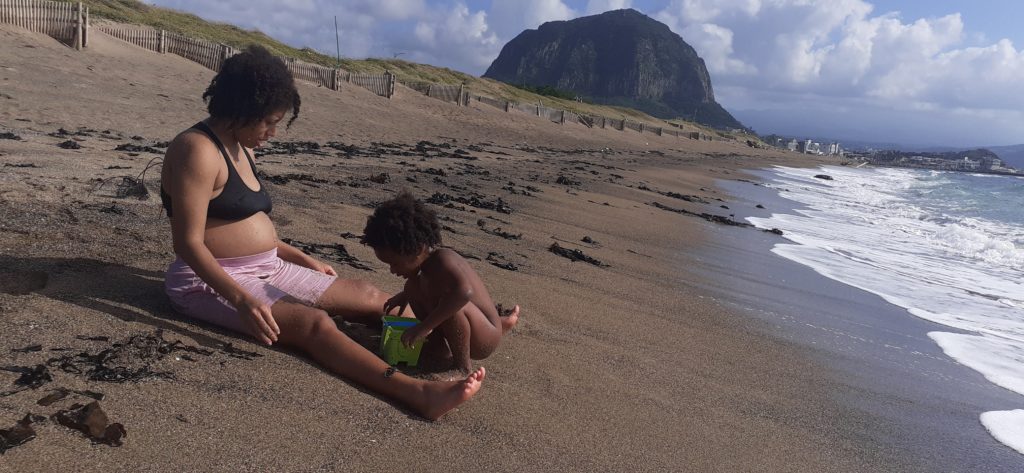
[0, 414, 38, 453]
[52, 401, 127, 447]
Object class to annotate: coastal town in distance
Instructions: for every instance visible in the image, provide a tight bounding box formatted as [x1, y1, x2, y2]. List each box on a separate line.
[761, 134, 1022, 176]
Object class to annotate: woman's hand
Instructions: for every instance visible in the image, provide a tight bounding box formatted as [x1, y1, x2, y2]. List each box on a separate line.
[236, 295, 280, 345]
[309, 258, 337, 276]
[276, 240, 336, 276]
[401, 323, 431, 348]
[383, 292, 409, 317]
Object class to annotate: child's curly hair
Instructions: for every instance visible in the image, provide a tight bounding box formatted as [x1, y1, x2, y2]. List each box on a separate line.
[362, 192, 442, 255]
[203, 44, 300, 129]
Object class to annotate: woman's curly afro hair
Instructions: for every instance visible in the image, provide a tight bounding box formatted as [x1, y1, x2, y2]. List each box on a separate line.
[203, 44, 300, 128]
[361, 192, 442, 255]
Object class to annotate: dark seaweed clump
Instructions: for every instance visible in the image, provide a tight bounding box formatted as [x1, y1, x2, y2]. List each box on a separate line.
[548, 243, 608, 267]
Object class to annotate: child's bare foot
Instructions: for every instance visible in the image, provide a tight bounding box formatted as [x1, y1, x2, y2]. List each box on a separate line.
[500, 305, 520, 335]
[419, 367, 486, 420]
[424, 368, 468, 382]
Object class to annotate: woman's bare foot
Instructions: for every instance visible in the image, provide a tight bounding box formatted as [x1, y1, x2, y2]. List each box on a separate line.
[500, 305, 520, 335]
[418, 367, 486, 420]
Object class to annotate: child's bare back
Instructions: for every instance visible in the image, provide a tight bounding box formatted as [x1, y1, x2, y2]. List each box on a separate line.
[362, 192, 519, 373]
[404, 248, 517, 367]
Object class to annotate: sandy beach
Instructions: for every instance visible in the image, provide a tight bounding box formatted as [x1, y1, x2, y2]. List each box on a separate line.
[0, 25, 998, 471]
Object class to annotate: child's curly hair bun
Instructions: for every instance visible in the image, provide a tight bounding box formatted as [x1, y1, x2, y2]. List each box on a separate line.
[361, 191, 442, 255]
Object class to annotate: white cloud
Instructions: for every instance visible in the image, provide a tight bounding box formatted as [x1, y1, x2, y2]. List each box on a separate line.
[652, 0, 1024, 144]
[411, 3, 500, 72]
[488, 0, 576, 39]
[678, 23, 756, 75]
[585, 0, 633, 15]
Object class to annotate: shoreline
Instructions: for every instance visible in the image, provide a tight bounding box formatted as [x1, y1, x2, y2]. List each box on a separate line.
[685, 166, 1024, 469]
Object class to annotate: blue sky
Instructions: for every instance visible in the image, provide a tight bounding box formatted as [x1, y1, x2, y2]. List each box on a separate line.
[147, 1, 1024, 148]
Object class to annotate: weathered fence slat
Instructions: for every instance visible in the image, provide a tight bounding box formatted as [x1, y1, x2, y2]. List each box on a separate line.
[0, 0, 83, 45]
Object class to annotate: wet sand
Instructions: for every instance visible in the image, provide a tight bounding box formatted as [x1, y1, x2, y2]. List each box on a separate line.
[688, 175, 1024, 470]
[0, 24, 961, 471]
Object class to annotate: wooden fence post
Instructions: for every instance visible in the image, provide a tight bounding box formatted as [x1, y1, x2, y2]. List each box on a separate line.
[559, 110, 565, 124]
[504, 101, 511, 112]
[220, 44, 230, 70]
[83, 5, 89, 47]
[331, 68, 339, 91]
[74, 2, 83, 50]
[385, 70, 395, 98]
[159, 29, 166, 53]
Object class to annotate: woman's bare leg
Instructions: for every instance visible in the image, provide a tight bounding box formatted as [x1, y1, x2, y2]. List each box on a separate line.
[315, 278, 412, 322]
[271, 301, 483, 420]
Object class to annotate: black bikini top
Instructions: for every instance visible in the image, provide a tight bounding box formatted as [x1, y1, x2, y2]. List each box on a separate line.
[161, 122, 272, 220]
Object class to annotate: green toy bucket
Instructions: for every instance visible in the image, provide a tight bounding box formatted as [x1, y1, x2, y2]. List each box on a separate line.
[380, 316, 425, 366]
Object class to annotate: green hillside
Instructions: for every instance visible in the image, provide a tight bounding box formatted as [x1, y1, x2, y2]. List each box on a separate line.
[81, 0, 745, 137]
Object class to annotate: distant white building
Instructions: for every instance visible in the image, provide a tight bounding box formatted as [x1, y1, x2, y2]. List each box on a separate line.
[958, 157, 980, 171]
[828, 142, 841, 156]
[801, 140, 821, 154]
[786, 139, 798, 151]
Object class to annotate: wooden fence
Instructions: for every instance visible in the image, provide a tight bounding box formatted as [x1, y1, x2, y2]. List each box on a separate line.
[97, 24, 161, 52]
[0, 0, 87, 48]
[398, 78, 432, 96]
[93, 22, 394, 98]
[472, 94, 508, 111]
[284, 59, 335, 89]
[426, 84, 463, 105]
[1, 2, 709, 141]
[458, 89, 694, 137]
[165, 31, 228, 71]
[349, 72, 394, 98]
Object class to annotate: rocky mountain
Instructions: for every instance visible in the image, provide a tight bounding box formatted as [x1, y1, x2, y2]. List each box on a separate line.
[483, 9, 744, 130]
[987, 144, 1024, 169]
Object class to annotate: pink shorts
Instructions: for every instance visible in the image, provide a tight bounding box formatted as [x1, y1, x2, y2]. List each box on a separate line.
[165, 248, 337, 335]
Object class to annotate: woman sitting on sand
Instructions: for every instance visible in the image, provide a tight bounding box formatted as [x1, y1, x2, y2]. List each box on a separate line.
[159, 45, 483, 420]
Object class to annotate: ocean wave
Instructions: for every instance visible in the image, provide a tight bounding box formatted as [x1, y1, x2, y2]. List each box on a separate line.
[751, 165, 1024, 454]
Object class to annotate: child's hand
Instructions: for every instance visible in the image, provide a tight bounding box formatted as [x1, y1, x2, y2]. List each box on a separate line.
[383, 292, 409, 316]
[401, 324, 431, 347]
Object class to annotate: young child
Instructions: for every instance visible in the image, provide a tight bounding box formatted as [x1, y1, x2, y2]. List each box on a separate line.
[361, 192, 519, 373]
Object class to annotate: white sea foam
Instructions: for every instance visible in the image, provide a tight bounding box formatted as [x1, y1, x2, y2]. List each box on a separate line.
[750, 165, 1024, 455]
[980, 410, 1024, 455]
